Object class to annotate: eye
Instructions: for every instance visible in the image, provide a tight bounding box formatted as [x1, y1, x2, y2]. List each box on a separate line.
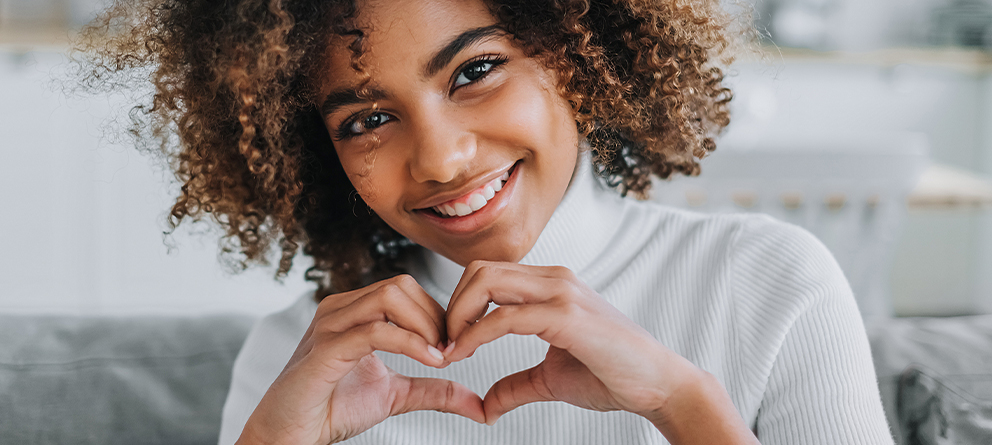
[452, 56, 507, 89]
[337, 111, 393, 140]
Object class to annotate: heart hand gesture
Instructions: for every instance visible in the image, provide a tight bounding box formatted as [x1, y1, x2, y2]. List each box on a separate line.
[441, 261, 692, 425]
[441, 262, 760, 445]
[238, 275, 484, 445]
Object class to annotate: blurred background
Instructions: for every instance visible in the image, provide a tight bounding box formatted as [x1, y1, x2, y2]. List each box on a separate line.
[1, 0, 991, 318]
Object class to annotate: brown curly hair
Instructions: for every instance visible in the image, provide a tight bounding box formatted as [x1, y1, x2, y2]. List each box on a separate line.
[75, 0, 736, 298]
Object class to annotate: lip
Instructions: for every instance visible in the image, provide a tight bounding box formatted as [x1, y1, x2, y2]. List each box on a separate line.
[412, 161, 518, 210]
[415, 161, 520, 235]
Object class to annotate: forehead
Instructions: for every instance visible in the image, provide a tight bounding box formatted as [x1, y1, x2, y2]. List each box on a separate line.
[322, 0, 498, 86]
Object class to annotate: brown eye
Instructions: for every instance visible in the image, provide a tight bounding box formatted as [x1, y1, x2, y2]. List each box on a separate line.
[453, 59, 501, 88]
[346, 112, 392, 136]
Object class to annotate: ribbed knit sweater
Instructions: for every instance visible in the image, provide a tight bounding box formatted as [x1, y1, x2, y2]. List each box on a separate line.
[218, 158, 894, 445]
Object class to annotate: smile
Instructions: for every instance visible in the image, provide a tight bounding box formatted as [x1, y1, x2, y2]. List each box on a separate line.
[430, 165, 514, 218]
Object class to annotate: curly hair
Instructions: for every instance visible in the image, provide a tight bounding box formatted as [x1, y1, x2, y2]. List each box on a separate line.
[75, 0, 736, 298]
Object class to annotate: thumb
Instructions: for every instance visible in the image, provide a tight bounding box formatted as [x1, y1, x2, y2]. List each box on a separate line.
[394, 377, 486, 424]
[483, 363, 553, 425]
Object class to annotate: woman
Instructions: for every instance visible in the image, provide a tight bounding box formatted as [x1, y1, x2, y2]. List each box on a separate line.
[78, 0, 893, 443]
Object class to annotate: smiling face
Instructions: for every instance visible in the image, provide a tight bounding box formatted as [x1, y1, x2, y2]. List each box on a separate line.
[320, 0, 580, 267]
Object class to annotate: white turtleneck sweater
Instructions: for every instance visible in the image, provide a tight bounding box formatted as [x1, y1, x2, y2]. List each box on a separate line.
[218, 158, 894, 445]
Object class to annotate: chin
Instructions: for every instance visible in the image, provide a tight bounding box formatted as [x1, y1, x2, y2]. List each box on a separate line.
[446, 237, 534, 267]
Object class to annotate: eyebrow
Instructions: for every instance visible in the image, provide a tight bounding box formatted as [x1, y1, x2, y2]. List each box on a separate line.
[320, 87, 388, 117]
[423, 24, 504, 78]
[320, 25, 504, 117]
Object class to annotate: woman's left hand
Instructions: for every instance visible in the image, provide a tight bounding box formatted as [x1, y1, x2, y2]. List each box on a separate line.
[442, 260, 700, 425]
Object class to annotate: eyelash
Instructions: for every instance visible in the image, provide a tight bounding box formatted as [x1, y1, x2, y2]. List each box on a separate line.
[334, 54, 509, 141]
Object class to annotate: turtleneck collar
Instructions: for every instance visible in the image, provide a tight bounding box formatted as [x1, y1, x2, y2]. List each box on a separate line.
[408, 151, 627, 305]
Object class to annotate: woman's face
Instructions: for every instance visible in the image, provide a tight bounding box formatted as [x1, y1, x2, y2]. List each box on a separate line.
[320, 0, 579, 267]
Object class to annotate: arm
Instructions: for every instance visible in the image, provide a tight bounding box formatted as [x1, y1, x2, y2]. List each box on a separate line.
[730, 218, 894, 445]
[442, 260, 760, 444]
[753, 287, 894, 445]
[646, 367, 760, 444]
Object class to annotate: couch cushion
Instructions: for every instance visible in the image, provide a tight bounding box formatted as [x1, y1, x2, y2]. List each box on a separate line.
[898, 366, 992, 444]
[0, 313, 255, 445]
[868, 315, 992, 444]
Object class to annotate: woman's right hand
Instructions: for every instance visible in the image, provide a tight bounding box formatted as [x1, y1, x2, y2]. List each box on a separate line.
[237, 274, 486, 445]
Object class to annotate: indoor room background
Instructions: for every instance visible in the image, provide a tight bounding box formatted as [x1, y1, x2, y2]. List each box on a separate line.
[2, 0, 991, 319]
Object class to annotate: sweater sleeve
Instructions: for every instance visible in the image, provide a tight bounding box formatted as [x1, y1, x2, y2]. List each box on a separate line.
[217, 293, 317, 445]
[731, 217, 894, 444]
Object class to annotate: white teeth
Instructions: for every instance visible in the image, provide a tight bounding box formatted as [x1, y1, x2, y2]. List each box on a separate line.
[454, 203, 472, 216]
[468, 193, 487, 211]
[482, 185, 496, 200]
[430, 167, 513, 218]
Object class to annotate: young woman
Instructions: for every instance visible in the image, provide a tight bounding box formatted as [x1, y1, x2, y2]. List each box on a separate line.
[79, 0, 893, 444]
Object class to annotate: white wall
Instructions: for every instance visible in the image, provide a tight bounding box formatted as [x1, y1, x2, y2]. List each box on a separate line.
[724, 55, 992, 316]
[3, 45, 991, 317]
[0, 50, 310, 317]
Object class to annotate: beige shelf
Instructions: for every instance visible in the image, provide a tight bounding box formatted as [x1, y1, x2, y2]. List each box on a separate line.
[908, 164, 992, 209]
[749, 45, 992, 74]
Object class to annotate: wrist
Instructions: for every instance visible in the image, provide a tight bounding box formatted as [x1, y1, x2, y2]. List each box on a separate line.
[643, 368, 759, 444]
[641, 362, 709, 428]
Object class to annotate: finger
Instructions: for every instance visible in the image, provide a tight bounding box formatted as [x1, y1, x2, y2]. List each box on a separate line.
[310, 321, 445, 373]
[315, 278, 395, 315]
[449, 261, 556, 309]
[446, 304, 565, 362]
[447, 263, 560, 341]
[482, 363, 553, 425]
[388, 274, 448, 343]
[324, 283, 444, 346]
[393, 376, 486, 424]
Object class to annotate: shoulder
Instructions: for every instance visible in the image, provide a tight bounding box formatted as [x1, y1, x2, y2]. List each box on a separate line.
[633, 197, 842, 292]
[238, 291, 318, 366]
[728, 213, 850, 311]
[622, 198, 851, 319]
[219, 292, 318, 445]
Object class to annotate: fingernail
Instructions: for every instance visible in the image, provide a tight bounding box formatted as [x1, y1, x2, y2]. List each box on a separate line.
[486, 415, 499, 426]
[427, 345, 444, 363]
[442, 341, 456, 356]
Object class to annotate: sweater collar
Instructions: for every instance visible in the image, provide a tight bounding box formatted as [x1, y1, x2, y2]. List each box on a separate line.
[409, 152, 626, 304]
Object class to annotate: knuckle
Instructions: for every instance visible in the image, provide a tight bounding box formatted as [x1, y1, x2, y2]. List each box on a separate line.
[379, 284, 405, 305]
[550, 265, 574, 280]
[444, 380, 456, 411]
[366, 320, 390, 338]
[315, 293, 345, 315]
[474, 264, 503, 284]
[556, 300, 584, 321]
[373, 283, 405, 306]
[466, 259, 489, 274]
[392, 273, 417, 287]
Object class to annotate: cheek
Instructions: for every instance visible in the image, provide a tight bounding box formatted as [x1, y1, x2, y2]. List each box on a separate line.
[497, 68, 575, 151]
[335, 148, 383, 204]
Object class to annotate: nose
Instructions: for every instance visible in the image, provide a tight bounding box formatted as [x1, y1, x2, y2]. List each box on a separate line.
[408, 113, 477, 184]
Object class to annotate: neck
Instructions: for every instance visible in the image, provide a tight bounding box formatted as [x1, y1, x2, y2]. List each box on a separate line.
[408, 149, 627, 303]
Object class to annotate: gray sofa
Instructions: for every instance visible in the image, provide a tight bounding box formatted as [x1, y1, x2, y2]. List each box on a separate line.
[0, 313, 254, 444]
[869, 315, 992, 444]
[1, 312, 990, 444]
